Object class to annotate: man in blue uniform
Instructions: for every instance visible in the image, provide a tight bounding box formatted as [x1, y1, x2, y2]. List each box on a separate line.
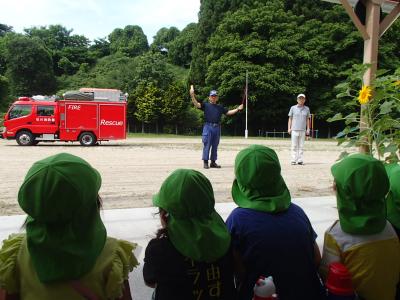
[190, 86, 243, 169]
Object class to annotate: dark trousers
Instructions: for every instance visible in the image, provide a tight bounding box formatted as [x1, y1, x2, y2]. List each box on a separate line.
[202, 123, 220, 161]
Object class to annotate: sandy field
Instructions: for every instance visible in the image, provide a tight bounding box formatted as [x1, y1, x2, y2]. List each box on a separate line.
[0, 136, 348, 216]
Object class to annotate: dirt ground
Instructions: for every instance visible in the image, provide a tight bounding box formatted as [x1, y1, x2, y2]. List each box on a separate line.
[0, 136, 348, 216]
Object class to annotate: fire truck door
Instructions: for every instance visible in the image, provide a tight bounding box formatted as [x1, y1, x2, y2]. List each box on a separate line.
[31, 105, 58, 134]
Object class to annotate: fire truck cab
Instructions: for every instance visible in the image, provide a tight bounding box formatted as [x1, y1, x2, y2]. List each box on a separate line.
[1, 90, 127, 146]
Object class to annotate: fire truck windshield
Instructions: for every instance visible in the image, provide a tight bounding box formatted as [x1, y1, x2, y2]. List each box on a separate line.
[9, 105, 32, 120]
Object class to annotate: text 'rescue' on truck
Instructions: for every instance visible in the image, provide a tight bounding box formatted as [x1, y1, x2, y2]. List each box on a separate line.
[0, 88, 128, 146]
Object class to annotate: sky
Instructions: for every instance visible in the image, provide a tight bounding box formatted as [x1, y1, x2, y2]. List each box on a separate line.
[0, 0, 200, 43]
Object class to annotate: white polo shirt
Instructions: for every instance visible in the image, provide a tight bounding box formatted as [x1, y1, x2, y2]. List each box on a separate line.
[288, 105, 310, 131]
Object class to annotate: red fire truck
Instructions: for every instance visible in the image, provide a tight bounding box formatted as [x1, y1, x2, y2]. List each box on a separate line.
[0, 91, 127, 146]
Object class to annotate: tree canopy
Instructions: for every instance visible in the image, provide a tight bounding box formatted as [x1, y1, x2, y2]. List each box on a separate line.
[4, 35, 56, 96]
[0, 1, 399, 136]
[109, 25, 149, 57]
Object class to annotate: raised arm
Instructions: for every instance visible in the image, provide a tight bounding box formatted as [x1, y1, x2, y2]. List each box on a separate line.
[226, 104, 244, 116]
[189, 85, 201, 109]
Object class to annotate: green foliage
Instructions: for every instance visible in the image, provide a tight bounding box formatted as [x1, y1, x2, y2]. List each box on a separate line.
[168, 23, 197, 67]
[328, 65, 400, 162]
[151, 27, 180, 52]
[126, 52, 174, 92]
[132, 82, 162, 126]
[161, 82, 187, 124]
[1, 1, 400, 136]
[0, 24, 13, 37]
[0, 35, 7, 75]
[189, 0, 235, 86]
[166, 63, 189, 83]
[205, 2, 325, 125]
[109, 25, 149, 57]
[4, 35, 56, 95]
[58, 54, 133, 92]
[181, 106, 203, 132]
[24, 25, 93, 76]
[0, 75, 9, 106]
[379, 21, 400, 72]
[89, 38, 111, 59]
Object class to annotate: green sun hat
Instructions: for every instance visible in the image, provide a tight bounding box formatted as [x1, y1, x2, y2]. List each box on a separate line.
[153, 169, 230, 262]
[232, 145, 291, 213]
[331, 153, 389, 235]
[18, 153, 106, 283]
[385, 163, 400, 230]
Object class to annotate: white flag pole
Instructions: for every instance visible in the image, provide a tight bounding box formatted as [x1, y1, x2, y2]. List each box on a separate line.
[245, 71, 248, 139]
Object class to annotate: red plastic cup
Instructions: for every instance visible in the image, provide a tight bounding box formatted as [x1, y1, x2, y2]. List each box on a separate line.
[326, 262, 354, 296]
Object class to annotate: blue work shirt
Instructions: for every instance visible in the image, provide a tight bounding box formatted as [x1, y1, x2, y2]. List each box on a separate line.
[226, 204, 325, 300]
[201, 101, 228, 124]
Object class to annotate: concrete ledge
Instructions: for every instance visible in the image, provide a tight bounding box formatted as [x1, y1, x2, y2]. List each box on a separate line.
[0, 196, 337, 298]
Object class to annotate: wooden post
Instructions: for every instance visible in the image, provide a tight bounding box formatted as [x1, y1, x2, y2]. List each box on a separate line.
[359, 0, 381, 153]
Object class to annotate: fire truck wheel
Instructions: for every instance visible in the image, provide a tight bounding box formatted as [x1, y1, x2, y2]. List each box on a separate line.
[79, 132, 97, 146]
[16, 131, 35, 146]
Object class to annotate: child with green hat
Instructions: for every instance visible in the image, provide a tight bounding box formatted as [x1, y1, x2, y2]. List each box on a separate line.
[385, 162, 400, 238]
[0, 153, 139, 300]
[319, 153, 400, 300]
[226, 145, 325, 300]
[143, 169, 236, 300]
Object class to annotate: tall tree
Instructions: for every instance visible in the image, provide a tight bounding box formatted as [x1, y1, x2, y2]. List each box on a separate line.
[4, 36, 56, 95]
[205, 1, 344, 128]
[189, 0, 258, 87]
[133, 82, 162, 133]
[109, 25, 149, 57]
[0, 24, 13, 37]
[0, 75, 9, 108]
[168, 23, 197, 67]
[58, 54, 133, 92]
[89, 38, 111, 59]
[24, 25, 92, 76]
[151, 27, 180, 52]
[126, 52, 174, 92]
[161, 81, 187, 133]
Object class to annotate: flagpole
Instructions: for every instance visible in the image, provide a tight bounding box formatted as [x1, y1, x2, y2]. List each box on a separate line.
[245, 71, 248, 139]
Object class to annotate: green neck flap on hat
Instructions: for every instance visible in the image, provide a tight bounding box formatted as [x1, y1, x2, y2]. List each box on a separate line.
[18, 153, 106, 283]
[331, 153, 388, 235]
[153, 169, 230, 262]
[385, 163, 400, 230]
[232, 145, 291, 213]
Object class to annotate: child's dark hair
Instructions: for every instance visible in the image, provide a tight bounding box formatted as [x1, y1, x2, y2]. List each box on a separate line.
[155, 208, 168, 239]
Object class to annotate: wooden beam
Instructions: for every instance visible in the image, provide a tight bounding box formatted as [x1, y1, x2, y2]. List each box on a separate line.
[380, 2, 400, 37]
[339, 0, 370, 40]
[321, 0, 398, 13]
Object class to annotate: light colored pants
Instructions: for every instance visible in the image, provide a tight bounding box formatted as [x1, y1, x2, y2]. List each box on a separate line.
[291, 130, 305, 163]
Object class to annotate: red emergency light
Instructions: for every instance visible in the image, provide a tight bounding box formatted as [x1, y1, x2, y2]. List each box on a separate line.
[18, 97, 31, 101]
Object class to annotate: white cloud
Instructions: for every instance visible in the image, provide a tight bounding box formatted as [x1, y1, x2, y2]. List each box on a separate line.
[0, 0, 199, 42]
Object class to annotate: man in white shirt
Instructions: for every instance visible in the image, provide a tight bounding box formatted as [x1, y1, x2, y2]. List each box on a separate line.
[288, 94, 310, 165]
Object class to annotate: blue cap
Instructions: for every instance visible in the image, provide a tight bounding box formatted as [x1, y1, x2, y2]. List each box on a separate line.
[209, 90, 218, 96]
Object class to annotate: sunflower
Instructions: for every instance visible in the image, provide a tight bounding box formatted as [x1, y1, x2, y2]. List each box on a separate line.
[358, 85, 372, 105]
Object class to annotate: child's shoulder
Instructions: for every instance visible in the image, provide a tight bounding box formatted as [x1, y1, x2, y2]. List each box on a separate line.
[0, 234, 26, 294]
[0, 233, 25, 255]
[146, 236, 171, 250]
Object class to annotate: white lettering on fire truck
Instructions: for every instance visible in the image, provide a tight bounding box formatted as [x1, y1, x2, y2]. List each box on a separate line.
[36, 118, 56, 122]
[68, 105, 81, 110]
[100, 119, 123, 126]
